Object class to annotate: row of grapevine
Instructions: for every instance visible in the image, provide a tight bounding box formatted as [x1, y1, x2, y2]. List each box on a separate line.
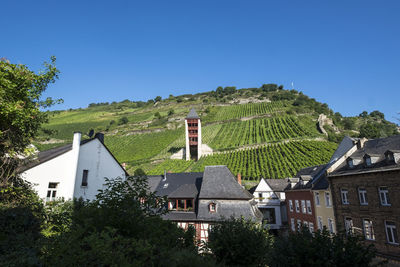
[176, 140, 337, 180]
[209, 116, 319, 150]
[105, 129, 182, 164]
[204, 101, 287, 122]
[147, 160, 195, 175]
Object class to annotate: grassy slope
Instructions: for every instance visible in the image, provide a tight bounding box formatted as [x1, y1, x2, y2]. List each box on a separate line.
[35, 88, 397, 180]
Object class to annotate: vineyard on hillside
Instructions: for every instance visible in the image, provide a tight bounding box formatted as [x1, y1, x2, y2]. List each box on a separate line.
[209, 116, 321, 150]
[204, 101, 288, 122]
[147, 140, 338, 180]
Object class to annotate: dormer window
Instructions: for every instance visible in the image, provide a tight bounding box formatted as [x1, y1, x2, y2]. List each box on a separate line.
[365, 156, 372, 166]
[386, 151, 395, 162]
[209, 203, 216, 213]
[168, 199, 194, 211]
[347, 158, 354, 168]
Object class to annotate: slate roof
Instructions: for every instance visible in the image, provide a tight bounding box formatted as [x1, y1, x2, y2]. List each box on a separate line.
[146, 166, 260, 222]
[197, 199, 262, 222]
[198, 166, 253, 200]
[18, 139, 91, 173]
[330, 135, 400, 177]
[265, 178, 290, 192]
[151, 172, 203, 197]
[186, 108, 200, 119]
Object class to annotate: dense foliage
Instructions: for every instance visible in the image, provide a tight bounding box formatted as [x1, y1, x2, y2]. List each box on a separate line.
[206, 218, 272, 267]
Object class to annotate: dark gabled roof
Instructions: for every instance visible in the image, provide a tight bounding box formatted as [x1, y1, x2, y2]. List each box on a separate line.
[146, 176, 163, 193]
[198, 166, 253, 200]
[186, 108, 200, 119]
[152, 172, 203, 198]
[19, 136, 129, 176]
[265, 178, 290, 192]
[18, 139, 91, 173]
[329, 136, 358, 162]
[312, 173, 329, 190]
[169, 184, 199, 198]
[295, 164, 328, 179]
[162, 212, 197, 221]
[196, 199, 262, 222]
[330, 135, 400, 177]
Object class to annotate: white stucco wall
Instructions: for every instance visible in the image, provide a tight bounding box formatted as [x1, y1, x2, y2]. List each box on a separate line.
[74, 139, 126, 200]
[21, 149, 78, 200]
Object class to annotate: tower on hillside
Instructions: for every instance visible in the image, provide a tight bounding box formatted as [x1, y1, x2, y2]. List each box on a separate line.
[185, 108, 202, 161]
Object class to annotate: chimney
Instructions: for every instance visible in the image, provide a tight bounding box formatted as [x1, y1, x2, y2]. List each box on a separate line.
[163, 169, 167, 181]
[94, 132, 104, 144]
[237, 173, 242, 185]
[73, 132, 81, 150]
[357, 137, 367, 149]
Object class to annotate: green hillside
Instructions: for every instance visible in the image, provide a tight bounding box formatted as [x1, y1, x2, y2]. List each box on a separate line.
[35, 86, 399, 181]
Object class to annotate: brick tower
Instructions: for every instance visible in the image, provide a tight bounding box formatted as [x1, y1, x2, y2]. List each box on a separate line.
[185, 108, 202, 161]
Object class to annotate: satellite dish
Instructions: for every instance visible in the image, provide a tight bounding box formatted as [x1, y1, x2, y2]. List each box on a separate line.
[88, 129, 94, 138]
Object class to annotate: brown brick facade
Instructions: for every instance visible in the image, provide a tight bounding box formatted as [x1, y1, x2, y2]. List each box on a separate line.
[329, 169, 400, 260]
[286, 190, 317, 231]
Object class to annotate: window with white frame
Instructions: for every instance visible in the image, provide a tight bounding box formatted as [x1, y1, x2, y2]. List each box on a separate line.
[385, 221, 399, 245]
[363, 219, 375, 240]
[315, 192, 320, 206]
[317, 216, 323, 230]
[379, 187, 390, 206]
[291, 218, 295, 232]
[341, 189, 349, 204]
[325, 192, 331, 207]
[309, 222, 314, 233]
[306, 200, 312, 214]
[358, 188, 368, 205]
[46, 182, 58, 202]
[301, 200, 306, 214]
[295, 200, 300, 213]
[303, 221, 309, 229]
[345, 217, 353, 235]
[365, 156, 371, 166]
[289, 200, 293, 212]
[297, 220, 302, 231]
[328, 218, 334, 234]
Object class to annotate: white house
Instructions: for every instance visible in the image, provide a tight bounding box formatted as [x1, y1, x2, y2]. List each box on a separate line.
[20, 132, 128, 201]
[250, 178, 290, 232]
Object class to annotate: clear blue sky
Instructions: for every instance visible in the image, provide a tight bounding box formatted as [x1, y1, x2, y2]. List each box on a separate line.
[1, 0, 399, 122]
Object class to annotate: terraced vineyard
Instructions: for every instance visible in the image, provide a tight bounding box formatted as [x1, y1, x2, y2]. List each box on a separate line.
[204, 101, 287, 122]
[105, 128, 183, 164]
[147, 160, 195, 175]
[148, 140, 337, 179]
[209, 116, 320, 150]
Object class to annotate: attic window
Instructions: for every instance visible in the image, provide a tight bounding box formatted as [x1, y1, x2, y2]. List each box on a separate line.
[347, 159, 354, 168]
[365, 156, 372, 166]
[209, 203, 216, 213]
[386, 152, 394, 162]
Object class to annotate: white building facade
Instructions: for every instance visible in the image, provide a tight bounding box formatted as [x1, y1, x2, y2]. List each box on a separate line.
[21, 132, 127, 201]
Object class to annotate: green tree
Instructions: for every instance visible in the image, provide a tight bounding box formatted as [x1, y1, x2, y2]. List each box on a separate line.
[168, 109, 175, 116]
[268, 228, 378, 267]
[42, 176, 214, 266]
[154, 96, 162, 102]
[0, 57, 61, 186]
[206, 217, 271, 267]
[154, 112, 162, 119]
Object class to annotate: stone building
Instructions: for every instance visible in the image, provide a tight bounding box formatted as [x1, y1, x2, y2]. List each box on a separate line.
[146, 165, 262, 242]
[328, 135, 400, 261]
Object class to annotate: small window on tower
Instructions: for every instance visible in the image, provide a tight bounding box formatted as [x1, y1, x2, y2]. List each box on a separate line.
[82, 170, 89, 187]
[209, 203, 216, 212]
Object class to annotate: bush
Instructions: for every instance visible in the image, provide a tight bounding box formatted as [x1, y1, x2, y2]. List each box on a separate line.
[206, 218, 271, 267]
[118, 116, 128, 125]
